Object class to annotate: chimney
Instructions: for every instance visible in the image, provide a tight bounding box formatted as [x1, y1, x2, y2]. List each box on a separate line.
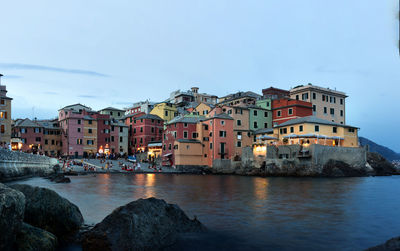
[0, 74, 3, 85]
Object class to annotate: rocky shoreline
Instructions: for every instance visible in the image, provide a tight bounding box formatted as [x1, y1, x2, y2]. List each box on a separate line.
[0, 183, 205, 251]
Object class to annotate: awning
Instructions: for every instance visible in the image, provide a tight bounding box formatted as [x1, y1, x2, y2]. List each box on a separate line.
[283, 134, 298, 138]
[259, 135, 278, 140]
[163, 153, 172, 157]
[148, 142, 162, 147]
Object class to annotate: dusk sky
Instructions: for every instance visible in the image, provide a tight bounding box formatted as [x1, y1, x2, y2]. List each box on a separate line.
[0, 0, 399, 152]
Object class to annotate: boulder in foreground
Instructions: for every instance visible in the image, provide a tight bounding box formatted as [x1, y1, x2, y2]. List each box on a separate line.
[10, 184, 83, 239]
[366, 236, 400, 251]
[82, 197, 205, 251]
[16, 222, 58, 251]
[0, 183, 25, 251]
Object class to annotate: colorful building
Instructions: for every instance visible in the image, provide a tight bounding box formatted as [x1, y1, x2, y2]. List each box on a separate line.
[0, 74, 12, 145]
[99, 107, 125, 120]
[272, 116, 359, 147]
[82, 115, 97, 157]
[189, 102, 213, 116]
[129, 114, 164, 153]
[272, 98, 313, 126]
[218, 91, 262, 107]
[150, 102, 178, 124]
[124, 101, 155, 117]
[110, 119, 129, 155]
[262, 87, 290, 100]
[289, 84, 347, 125]
[249, 105, 272, 131]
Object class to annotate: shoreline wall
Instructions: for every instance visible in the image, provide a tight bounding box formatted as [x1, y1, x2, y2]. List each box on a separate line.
[0, 149, 59, 182]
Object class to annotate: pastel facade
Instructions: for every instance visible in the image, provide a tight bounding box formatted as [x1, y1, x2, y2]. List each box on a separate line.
[190, 102, 212, 116]
[249, 106, 272, 131]
[272, 98, 313, 126]
[129, 114, 163, 153]
[150, 102, 178, 124]
[0, 74, 12, 145]
[290, 84, 347, 124]
[125, 101, 155, 116]
[218, 91, 262, 107]
[110, 120, 129, 154]
[99, 107, 125, 120]
[262, 87, 290, 100]
[273, 116, 359, 148]
[83, 116, 97, 156]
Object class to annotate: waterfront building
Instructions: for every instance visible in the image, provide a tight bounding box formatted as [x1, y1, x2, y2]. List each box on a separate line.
[11, 118, 62, 156]
[110, 119, 129, 155]
[59, 104, 91, 157]
[272, 98, 313, 126]
[99, 107, 125, 120]
[249, 105, 272, 131]
[90, 113, 111, 155]
[150, 102, 178, 124]
[36, 119, 62, 156]
[162, 116, 203, 166]
[0, 74, 12, 145]
[272, 116, 359, 147]
[82, 115, 97, 157]
[218, 91, 262, 107]
[129, 114, 163, 153]
[289, 84, 347, 124]
[262, 87, 290, 100]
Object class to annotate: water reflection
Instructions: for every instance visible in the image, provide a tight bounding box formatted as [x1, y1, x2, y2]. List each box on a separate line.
[10, 175, 400, 251]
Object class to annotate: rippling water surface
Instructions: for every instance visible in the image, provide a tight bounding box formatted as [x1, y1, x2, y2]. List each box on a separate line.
[12, 174, 400, 251]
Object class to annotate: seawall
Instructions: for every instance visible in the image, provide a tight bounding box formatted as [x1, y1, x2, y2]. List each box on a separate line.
[0, 149, 59, 182]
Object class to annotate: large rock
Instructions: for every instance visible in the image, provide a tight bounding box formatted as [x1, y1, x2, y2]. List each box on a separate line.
[0, 183, 25, 251]
[366, 236, 400, 250]
[82, 197, 205, 251]
[9, 184, 83, 239]
[16, 223, 58, 251]
[367, 152, 396, 176]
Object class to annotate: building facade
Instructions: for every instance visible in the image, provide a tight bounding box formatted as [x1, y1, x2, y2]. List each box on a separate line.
[262, 87, 290, 100]
[289, 84, 347, 124]
[150, 102, 178, 124]
[272, 98, 313, 126]
[0, 74, 12, 145]
[129, 114, 164, 153]
[99, 107, 125, 120]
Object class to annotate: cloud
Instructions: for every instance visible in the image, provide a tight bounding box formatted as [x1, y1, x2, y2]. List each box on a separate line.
[43, 91, 59, 95]
[2, 74, 22, 79]
[77, 95, 100, 98]
[0, 63, 108, 77]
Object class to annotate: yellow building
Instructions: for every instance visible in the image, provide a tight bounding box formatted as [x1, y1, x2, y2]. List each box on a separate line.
[189, 102, 213, 116]
[0, 74, 12, 145]
[83, 115, 97, 157]
[150, 102, 178, 124]
[272, 116, 359, 147]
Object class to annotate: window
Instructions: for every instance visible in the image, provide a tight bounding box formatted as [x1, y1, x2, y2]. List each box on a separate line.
[288, 108, 293, 115]
[21, 128, 26, 133]
[340, 99, 344, 105]
[151, 119, 154, 123]
[253, 110, 258, 116]
[290, 127, 294, 133]
[228, 109, 232, 114]
[237, 120, 242, 126]
[120, 127, 123, 133]
[120, 137, 123, 142]
[118, 112, 121, 116]
[165, 111, 168, 116]
[313, 105, 316, 112]
[45, 139, 48, 145]
[219, 131, 227, 137]
[221, 120, 225, 125]
[168, 144, 172, 150]
[299, 125, 303, 132]
[183, 131, 188, 138]
[296, 95, 299, 100]
[333, 127, 337, 133]
[254, 122, 258, 129]
[264, 123, 268, 128]
[77, 139, 82, 144]
[237, 141, 242, 147]
[279, 128, 287, 134]
[348, 128, 355, 133]
[140, 127, 143, 132]
[111, 136, 114, 142]
[313, 93, 316, 99]
[204, 125, 209, 130]
[151, 127, 154, 133]
[34, 128, 40, 133]
[302, 93, 308, 101]
[163, 144, 166, 150]
[78, 128, 81, 133]
[133, 128, 136, 133]
[315, 125, 319, 132]
[330, 96, 333, 103]
[210, 143, 213, 149]
[324, 107, 327, 114]
[78, 120, 81, 125]
[330, 108, 335, 115]
[322, 95, 325, 101]
[203, 110, 209, 115]
[88, 128, 92, 134]
[140, 138, 143, 143]
[340, 110, 344, 117]
[0, 99, 4, 105]
[264, 111, 268, 117]
[184, 123, 188, 127]
[192, 132, 198, 138]
[174, 131, 177, 138]
[277, 110, 281, 117]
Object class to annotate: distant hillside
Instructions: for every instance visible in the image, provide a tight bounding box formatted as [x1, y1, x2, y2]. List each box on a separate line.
[359, 137, 400, 161]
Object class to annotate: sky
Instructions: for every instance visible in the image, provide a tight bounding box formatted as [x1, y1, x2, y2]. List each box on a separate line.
[0, 0, 399, 152]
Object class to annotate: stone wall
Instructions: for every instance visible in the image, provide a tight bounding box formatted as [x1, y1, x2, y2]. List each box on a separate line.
[310, 144, 367, 168]
[0, 149, 59, 182]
